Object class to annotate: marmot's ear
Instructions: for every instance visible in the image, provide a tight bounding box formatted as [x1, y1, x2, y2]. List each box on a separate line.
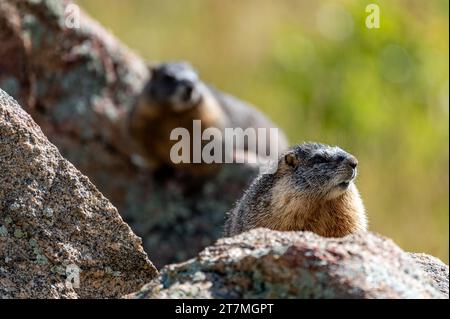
[285, 152, 299, 168]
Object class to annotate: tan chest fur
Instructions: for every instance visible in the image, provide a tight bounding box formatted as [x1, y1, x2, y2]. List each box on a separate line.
[257, 177, 367, 237]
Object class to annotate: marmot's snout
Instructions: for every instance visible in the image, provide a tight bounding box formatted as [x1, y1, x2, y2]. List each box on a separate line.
[177, 79, 202, 106]
[146, 62, 202, 111]
[339, 154, 358, 178]
[180, 80, 194, 101]
[343, 154, 358, 169]
[331, 152, 358, 197]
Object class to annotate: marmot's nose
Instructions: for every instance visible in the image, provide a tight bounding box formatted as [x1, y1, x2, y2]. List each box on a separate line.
[346, 156, 358, 169]
[180, 80, 194, 101]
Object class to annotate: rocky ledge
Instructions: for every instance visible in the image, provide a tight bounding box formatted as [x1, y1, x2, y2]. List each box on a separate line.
[127, 229, 448, 299]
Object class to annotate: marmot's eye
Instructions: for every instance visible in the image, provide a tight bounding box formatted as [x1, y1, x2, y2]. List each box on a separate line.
[160, 74, 176, 84]
[311, 154, 327, 164]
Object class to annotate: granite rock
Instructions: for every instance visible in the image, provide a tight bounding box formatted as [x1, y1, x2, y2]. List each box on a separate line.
[127, 229, 448, 299]
[0, 89, 157, 298]
[408, 252, 449, 297]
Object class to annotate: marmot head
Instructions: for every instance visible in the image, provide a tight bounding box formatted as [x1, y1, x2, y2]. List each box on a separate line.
[144, 61, 203, 112]
[279, 142, 358, 200]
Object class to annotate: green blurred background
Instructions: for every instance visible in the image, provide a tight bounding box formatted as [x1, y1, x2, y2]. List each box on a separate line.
[78, 0, 449, 262]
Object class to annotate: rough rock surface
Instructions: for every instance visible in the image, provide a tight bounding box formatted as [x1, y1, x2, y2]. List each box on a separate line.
[0, 0, 258, 268]
[0, 89, 157, 298]
[128, 229, 448, 299]
[408, 253, 449, 297]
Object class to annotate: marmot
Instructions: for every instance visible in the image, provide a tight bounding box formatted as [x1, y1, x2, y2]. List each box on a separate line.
[127, 61, 289, 175]
[224, 142, 367, 237]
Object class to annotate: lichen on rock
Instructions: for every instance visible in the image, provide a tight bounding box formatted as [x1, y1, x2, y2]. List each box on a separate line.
[127, 229, 448, 299]
[0, 89, 158, 298]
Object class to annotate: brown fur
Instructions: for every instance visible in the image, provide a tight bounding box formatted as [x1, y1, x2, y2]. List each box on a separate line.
[128, 91, 225, 175]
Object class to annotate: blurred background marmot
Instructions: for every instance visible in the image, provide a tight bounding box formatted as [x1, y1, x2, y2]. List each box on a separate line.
[128, 62, 289, 175]
[224, 142, 367, 237]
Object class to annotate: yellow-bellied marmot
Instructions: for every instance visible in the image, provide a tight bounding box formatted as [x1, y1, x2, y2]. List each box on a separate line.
[224, 142, 367, 237]
[127, 61, 289, 175]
